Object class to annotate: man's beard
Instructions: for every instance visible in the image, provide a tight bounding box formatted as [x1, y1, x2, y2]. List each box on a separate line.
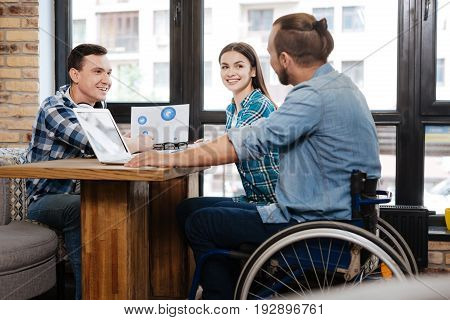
[277, 66, 289, 85]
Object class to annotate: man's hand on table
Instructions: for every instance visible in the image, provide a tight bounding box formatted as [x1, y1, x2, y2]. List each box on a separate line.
[125, 150, 173, 168]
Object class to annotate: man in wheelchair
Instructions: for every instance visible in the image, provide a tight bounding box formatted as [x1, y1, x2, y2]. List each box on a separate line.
[126, 13, 386, 299]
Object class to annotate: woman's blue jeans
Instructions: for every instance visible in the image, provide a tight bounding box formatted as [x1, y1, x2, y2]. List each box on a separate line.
[28, 194, 82, 300]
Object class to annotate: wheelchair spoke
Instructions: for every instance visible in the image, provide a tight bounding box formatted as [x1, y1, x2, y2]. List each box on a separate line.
[291, 244, 313, 292]
[318, 239, 329, 289]
[323, 239, 332, 289]
[279, 251, 308, 295]
[251, 278, 291, 300]
[258, 268, 304, 298]
[328, 240, 346, 290]
[304, 240, 323, 292]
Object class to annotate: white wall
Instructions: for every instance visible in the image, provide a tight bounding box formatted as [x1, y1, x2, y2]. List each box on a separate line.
[38, 0, 55, 104]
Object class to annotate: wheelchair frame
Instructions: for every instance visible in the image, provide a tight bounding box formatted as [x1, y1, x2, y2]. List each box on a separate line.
[188, 171, 416, 300]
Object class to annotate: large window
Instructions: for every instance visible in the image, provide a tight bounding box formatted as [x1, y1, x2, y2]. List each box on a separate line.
[71, 0, 170, 103]
[203, 0, 397, 111]
[59, 0, 450, 217]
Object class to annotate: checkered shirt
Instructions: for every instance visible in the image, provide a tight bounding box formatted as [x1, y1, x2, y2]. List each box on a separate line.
[225, 89, 279, 204]
[26, 85, 94, 203]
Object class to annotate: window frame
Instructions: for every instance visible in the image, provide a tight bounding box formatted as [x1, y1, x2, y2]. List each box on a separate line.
[55, 0, 450, 212]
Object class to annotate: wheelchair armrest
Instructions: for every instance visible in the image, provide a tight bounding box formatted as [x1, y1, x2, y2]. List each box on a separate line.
[358, 190, 392, 205]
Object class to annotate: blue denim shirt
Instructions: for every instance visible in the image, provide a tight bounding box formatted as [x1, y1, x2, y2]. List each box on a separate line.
[227, 63, 381, 223]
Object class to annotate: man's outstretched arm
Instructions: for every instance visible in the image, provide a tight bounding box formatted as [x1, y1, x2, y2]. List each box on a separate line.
[125, 134, 238, 168]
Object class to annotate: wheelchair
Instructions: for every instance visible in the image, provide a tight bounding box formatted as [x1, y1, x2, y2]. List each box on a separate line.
[188, 170, 417, 300]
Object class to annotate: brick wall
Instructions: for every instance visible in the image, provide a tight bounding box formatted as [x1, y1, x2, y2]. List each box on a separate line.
[0, 0, 39, 147]
[427, 241, 450, 272]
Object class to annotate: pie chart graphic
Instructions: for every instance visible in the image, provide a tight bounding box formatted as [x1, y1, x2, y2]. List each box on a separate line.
[138, 116, 147, 125]
[161, 107, 176, 121]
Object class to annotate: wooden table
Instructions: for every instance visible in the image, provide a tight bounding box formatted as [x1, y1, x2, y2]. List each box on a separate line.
[0, 158, 203, 299]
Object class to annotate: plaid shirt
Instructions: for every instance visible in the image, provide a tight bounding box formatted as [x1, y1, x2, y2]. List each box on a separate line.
[26, 85, 94, 203]
[225, 89, 279, 204]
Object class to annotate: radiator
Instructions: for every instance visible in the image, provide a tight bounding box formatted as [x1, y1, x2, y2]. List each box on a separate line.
[380, 205, 430, 271]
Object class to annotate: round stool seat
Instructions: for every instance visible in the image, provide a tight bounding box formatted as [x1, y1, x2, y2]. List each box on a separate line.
[0, 221, 57, 275]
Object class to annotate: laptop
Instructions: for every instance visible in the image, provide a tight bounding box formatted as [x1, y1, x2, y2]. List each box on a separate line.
[74, 108, 133, 164]
[130, 104, 189, 144]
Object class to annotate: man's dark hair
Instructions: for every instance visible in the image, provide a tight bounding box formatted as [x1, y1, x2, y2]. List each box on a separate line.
[273, 13, 334, 66]
[67, 43, 108, 73]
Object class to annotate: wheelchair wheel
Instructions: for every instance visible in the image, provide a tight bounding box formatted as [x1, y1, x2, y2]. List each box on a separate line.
[377, 217, 419, 275]
[234, 221, 410, 300]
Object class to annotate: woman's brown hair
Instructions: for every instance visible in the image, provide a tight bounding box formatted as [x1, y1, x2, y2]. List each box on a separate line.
[219, 42, 275, 106]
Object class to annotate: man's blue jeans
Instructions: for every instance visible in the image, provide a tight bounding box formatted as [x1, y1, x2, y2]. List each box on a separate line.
[177, 197, 297, 299]
[28, 194, 82, 300]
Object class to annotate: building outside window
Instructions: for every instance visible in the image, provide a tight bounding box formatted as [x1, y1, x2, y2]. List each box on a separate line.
[248, 9, 273, 32]
[342, 6, 365, 32]
[97, 12, 139, 53]
[72, 19, 86, 47]
[154, 10, 169, 36]
[204, 8, 212, 34]
[312, 7, 334, 31]
[204, 61, 212, 87]
[72, 1, 170, 103]
[342, 61, 364, 88]
[153, 62, 169, 87]
[107, 62, 141, 101]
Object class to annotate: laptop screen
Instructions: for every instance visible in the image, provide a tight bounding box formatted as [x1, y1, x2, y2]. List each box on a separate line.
[76, 110, 130, 160]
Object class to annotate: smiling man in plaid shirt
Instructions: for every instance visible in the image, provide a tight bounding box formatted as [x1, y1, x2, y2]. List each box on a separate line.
[26, 44, 112, 300]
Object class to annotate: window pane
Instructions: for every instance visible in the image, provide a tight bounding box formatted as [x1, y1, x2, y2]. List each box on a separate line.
[203, 0, 397, 111]
[204, 61, 212, 87]
[153, 62, 169, 86]
[342, 61, 364, 89]
[97, 12, 139, 53]
[377, 126, 396, 204]
[424, 126, 450, 215]
[72, 1, 170, 103]
[313, 7, 334, 31]
[248, 9, 273, 32]
[342, 6, 365, 32]
[202, 125, 244, 197]
[436, 0, 450, 100]
[154, 10, 169, 35]
[72, 20, 86, 47]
